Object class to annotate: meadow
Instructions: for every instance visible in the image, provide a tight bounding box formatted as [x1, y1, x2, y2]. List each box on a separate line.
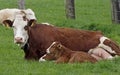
[0, 0, 120, 75]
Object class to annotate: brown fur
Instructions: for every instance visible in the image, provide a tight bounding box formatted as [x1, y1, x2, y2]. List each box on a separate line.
[47, 42, 97, 63]
[41, 53, 56, 61]
[21, 24, 120, 60]
[103, 39, 120, 56]
[24, 24, 103, 60]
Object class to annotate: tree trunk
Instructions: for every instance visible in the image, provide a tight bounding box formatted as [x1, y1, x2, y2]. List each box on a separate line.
[65, 0, 75, 19]
[18, 0, 25, 9]
[111, 0, 120, 23]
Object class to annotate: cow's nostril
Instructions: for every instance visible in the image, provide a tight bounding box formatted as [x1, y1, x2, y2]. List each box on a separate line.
[20, 38, 22, 40]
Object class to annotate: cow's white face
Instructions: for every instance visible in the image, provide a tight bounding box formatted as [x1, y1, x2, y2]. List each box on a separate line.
[8, 9, 36, 47]
[12, 15, 28, 47]
[2, 9, 36, 47]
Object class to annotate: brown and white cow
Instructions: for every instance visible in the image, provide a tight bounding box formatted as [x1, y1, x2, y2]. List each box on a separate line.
[3, 14, 120, 60]
[40, 41, 97, 63]
[0, 8, 36, 26]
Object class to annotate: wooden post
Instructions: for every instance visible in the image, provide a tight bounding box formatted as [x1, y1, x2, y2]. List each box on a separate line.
[65, 0, 75, 19]
[111, 0, 120, 23]
[18, 0, 25, 9]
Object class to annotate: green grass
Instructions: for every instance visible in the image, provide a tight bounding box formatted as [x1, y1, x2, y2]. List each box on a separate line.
[1, 0, 120, 75]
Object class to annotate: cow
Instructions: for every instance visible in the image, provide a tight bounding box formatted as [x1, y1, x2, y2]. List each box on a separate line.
[0, 8, 36, 26]
[3, 14, 120, 61]
[39, 41, 97, 63]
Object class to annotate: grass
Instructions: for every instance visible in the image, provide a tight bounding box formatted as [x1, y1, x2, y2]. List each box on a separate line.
[0, 0, 120, 75]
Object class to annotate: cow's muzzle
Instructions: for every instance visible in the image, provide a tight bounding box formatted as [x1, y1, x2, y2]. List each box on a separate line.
[15, 37, 23, 44]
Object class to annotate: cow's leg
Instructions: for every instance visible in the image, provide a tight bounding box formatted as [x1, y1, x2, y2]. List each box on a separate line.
[97, 36, 120, 56]
[88, 47, 113, 60]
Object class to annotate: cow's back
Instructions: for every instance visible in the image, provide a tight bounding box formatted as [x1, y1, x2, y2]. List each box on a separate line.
[57, 27, 103, 51]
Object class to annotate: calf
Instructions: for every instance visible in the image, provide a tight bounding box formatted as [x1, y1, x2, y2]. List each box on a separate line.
[40, 42, 97, 63]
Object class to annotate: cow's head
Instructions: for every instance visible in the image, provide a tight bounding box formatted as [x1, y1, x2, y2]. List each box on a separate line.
[3, 9, 36, 47]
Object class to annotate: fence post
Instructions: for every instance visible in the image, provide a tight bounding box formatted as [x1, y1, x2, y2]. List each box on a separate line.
[111, 0, 120, 23]
[18, 0, 25, 9]
[65, 0, 75, 19]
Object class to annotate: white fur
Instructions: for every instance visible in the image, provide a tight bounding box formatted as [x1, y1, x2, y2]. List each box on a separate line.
[98, 36, 116, 54]
[0, 8, 21, 25]
[88, 49, 94, 54]
[0, 8, 36, 26]
[23, 9, 36, 20]
[107, 56, 113, 59]
[46, 48, 50, 54]
[13, 14, 28, 47]
[46, 42, 56, 53]
[39, 54, 46, 62]
[88, 47, 113, 60]
[42, 23, 50, 25]
[10, 8, 36, 47]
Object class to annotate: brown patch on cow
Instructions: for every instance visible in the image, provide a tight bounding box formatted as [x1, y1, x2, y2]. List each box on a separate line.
[47, 42, 97, 64]
[103, 39, 120, 56]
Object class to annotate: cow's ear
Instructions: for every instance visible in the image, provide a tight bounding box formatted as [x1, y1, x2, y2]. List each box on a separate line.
[28, 19, 36, 27]
[3, 20, 13, 27]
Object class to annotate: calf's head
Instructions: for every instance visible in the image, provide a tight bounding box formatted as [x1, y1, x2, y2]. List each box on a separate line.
[46, 42, 64, 58]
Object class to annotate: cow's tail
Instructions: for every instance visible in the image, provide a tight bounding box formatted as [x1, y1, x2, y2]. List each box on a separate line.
[97, 36, 120, 56]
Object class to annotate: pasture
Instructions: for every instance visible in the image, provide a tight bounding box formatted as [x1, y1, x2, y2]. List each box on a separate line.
[0, 0, 120, 75]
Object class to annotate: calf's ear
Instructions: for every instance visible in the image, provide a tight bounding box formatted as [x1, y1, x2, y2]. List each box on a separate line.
[28, 19, 36, 27]
[3, 20, 13, 27]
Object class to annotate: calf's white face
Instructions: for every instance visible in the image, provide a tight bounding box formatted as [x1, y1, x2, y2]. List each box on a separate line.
[13, 15, 28, 47]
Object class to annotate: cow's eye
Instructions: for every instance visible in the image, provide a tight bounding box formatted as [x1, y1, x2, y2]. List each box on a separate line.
[24, 26, 28, 30]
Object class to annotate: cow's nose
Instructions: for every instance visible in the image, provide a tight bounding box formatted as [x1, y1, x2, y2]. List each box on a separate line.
[15, 37, 23, 43]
